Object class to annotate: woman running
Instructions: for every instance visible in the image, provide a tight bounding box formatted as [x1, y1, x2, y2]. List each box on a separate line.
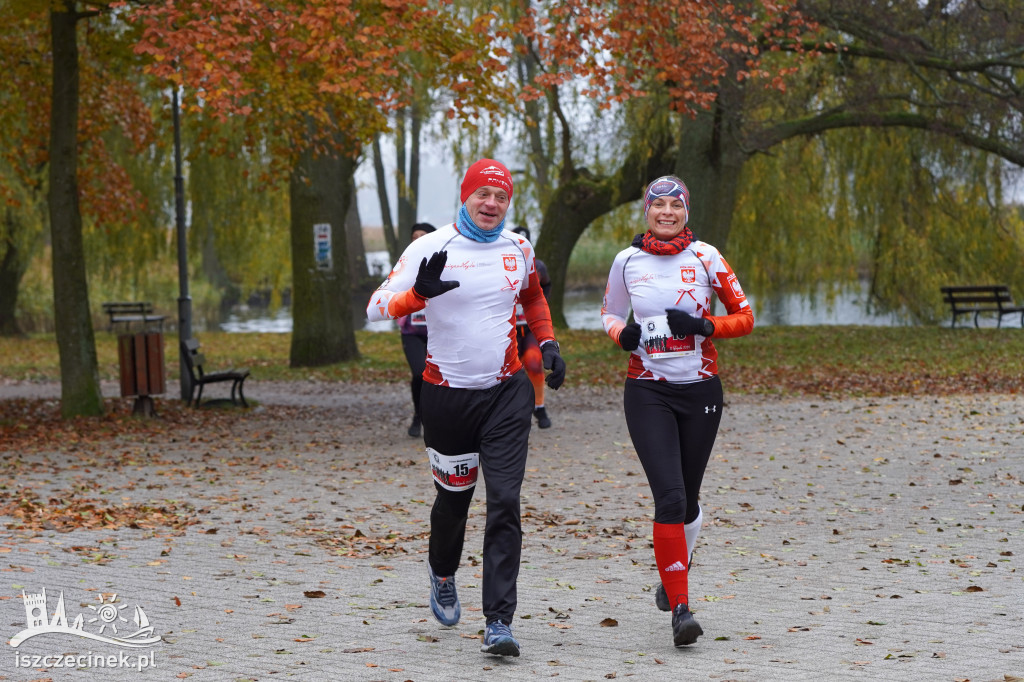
[601, 175, 754, 647]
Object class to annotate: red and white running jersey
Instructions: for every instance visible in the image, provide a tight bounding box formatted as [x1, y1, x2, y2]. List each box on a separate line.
[367, 224, 553, 389]
[601, 240, 754, 382]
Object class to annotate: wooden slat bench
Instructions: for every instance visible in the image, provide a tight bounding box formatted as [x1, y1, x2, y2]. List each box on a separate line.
[940, 285, 1024, 328]
[181, 338, 251, 407]
[102, 301, 166, 332]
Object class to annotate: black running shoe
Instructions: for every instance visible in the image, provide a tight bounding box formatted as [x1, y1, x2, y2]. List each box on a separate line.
[407, 415, 422, 438]
[534, 406, 552, 429]
[655, 582, 670, 612]
[672, 603, 703, 646]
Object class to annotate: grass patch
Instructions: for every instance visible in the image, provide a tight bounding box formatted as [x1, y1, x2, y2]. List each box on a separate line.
[2, 327, 1022, 397]
[566, 239, 622, 289]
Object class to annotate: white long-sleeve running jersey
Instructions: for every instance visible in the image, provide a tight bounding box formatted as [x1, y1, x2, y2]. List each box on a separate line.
[367, 224, 554, 390]
[601, 240, 754, 382]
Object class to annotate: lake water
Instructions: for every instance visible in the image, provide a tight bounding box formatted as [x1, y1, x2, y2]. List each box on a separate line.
[220, 286, 905, 333]
[220, 251, 924, 332]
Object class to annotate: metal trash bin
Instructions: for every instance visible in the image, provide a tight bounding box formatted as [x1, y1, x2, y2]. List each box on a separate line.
[118, 331, 166, 416]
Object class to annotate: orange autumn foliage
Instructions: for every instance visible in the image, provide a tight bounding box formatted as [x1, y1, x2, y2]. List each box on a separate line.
[506, 0, 816, 114]
[0, 9, 157, 226]
[129, 0, 512, 159]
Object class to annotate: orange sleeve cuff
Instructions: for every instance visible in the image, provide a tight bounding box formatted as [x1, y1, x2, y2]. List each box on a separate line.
[607, 320, 626, 347]
[707, 307, 754, 339]
[387, 288, 427, 319]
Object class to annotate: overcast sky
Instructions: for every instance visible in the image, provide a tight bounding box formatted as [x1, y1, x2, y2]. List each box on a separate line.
[353, 141, 1024, 233]
[353, 138, 462, 230]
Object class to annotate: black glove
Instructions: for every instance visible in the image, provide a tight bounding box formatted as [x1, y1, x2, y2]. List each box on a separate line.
[413, 251, 460, 299]
[541, 341, 565, 390]
[665, 308, 714, 338]
[618, 322, 642, 351]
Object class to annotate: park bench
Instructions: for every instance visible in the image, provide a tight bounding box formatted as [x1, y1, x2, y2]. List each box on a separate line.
[940, 285, 1024, 328]
[102, 301, 166, 332]
[180, 338, 251, 407]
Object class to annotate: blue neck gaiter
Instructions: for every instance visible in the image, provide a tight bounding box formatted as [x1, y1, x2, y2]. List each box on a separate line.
[455, 203, 505, 243]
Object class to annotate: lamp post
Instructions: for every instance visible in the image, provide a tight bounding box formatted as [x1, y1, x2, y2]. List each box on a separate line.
[172, 85, 193, 402]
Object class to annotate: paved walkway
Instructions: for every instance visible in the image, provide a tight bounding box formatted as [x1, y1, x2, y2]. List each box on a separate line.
[0, 381, 1021, 681]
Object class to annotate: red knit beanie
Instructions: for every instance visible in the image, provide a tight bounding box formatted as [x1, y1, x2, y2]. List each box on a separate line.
[460, 159, 513, 204]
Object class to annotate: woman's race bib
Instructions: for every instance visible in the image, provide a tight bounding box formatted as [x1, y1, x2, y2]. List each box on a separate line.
[427, 448, 479, 491]
[640, 314, 696, 358]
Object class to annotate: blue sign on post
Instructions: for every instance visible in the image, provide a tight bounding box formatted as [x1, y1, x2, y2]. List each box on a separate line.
[314, 223, 332, 271]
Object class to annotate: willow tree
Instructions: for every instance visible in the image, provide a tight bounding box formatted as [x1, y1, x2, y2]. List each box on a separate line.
[730, 126, 1024, 322]
[0, 13, 49, 337]
[3, 6, 168, 326]
[133, 0, 511, 367]
[492, 0, 813, 325]
[493, 0, 1024, 325]
[8, 1, 160, 416]
[186, 120, 291, 314]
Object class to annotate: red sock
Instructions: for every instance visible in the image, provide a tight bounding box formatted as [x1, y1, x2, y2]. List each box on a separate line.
[653, 521, 689, 608]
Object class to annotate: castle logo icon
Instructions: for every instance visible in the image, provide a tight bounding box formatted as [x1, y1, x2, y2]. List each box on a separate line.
[10, 588, 161, 649]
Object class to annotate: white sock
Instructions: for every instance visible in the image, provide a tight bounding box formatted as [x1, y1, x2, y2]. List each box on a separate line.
[684, 506, 703, 561]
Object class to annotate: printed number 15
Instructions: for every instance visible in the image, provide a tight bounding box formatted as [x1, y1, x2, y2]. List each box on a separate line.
[454, 463, 469, 477]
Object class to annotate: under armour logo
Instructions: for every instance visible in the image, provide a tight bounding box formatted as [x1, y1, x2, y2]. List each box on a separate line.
[705, 405, 717, 414]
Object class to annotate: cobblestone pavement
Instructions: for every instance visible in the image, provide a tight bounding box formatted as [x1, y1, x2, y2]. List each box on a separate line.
[0, 381, 1021, 681]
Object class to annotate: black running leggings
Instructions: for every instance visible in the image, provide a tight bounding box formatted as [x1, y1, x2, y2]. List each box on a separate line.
[401, 333, 427, 417]
[623, 376, 723, 525]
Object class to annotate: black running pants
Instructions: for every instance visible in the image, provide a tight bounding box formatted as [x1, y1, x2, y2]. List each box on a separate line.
[623, 376, 723, 525]
[421, 370, 533, 624]
[401, 333, 427, 417]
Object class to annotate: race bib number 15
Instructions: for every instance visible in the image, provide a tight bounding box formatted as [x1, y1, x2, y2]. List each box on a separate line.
[427, 448, 479, 491]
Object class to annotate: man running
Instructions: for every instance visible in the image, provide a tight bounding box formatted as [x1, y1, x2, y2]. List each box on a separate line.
[366, 158, 566, 657]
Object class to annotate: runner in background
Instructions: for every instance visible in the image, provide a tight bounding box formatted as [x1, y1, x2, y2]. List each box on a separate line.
[511, 226, 553, 428]
[367, 159, 566, 658]
[601, 175, 754, 647]
[397, 222, 436, 438]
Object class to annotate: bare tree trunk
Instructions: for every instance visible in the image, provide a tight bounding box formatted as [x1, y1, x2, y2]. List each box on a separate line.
[372, 136, 398, 263]
[396, 109, 412, 244]
[49, 3, 103, 417]
[408, 104, 421, 227]
[0, 210, 28, 337]
[288, 145, 359, 367]
[344, 173, 368, 288]
[373, 110, 424, 264]
[675, 117, 743, 250]
[515, 34, 552, 207]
